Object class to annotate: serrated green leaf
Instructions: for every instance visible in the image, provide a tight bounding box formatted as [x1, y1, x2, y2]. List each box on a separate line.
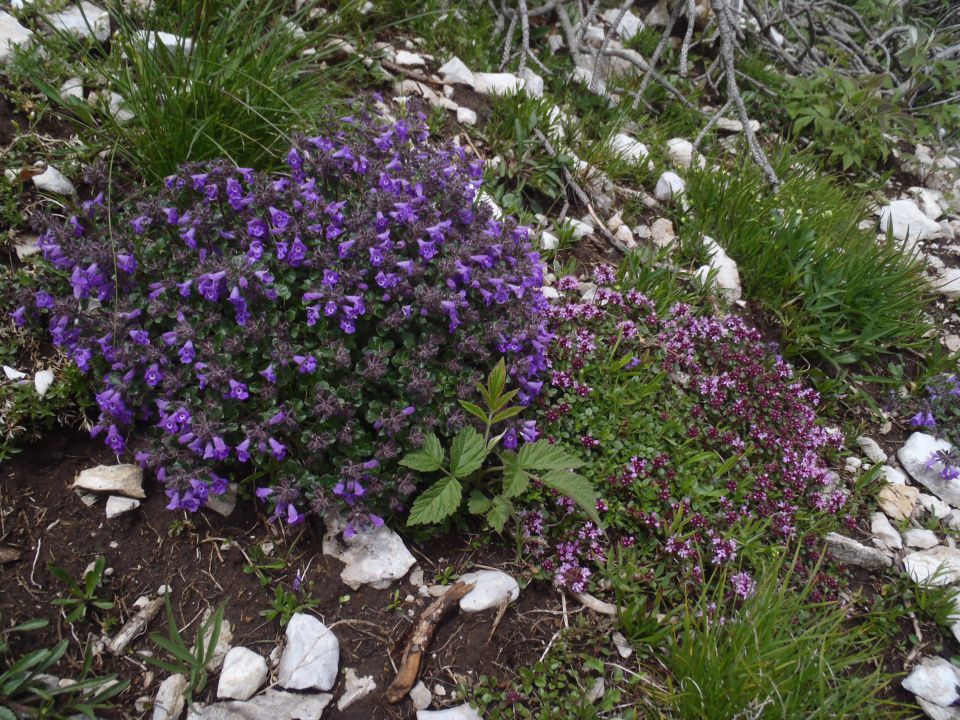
[399, 433, 445, 473]
[459, 400, 489, 424]
[407, 476, 463, 525]
[468, 490, 492, 515]
[501, 452, 530, 498]
[486, 496, 513, 532]
[539, 469, 599, 524]
[491, 406, 524, 424]
[518, 440, 585, 471]
[488, 358, 507, 401]
[0, 705, 16, 720]
[491, 387, 520, 412]
[449, 427, 487, 478]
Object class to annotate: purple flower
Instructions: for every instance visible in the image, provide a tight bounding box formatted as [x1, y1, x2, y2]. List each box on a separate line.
[911, 411, 936, 429]
[268, 438, 287, 460]
[294, 355, 317, 374]
[247, 218, 268, 238]
[227, 379, 249, 400]
[730, 571, 756, 599]
[144, 364, 163, 387]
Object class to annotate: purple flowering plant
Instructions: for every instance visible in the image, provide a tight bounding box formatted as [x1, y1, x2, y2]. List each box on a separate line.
[518, 267, 848, 600]
[907, 373, 960, 474]
[16, 103, 553, 534]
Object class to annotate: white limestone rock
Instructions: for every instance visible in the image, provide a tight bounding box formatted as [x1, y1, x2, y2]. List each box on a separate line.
[45, 3, 110, 42]
[898, 433, 960, 507]
[856, 436, 887, 464]
[903, 656, 960, 707]
[904, 528, 940, 550]
[540, 231, 559, 251]
[205, 484, 237, 517]
[216, 647, 267, 701]
[438, 56, 474, 87]
[878, 484, 919, 521]
[0, 11, 33, 65]
[903, 546, 960, 585]
[601, 8, 642, 40]
[131, 30, 194, 54]
[458, 570, 520, 613]
[879, 199, 944, 243]
[824, 532, 893, 570]
[933, 268, 960, 299]
[417, 704, 484, 720]
[153, 674, 188, 720]
[654, 171, 685, 201]
[60, 77, 83, 102]
[650, 218, 675, 249]
[456, 106, 476, 126]
[870, 512, 902, 551]
[918, 493, 952, 520]
[105, 495, 140, 519]
[73, 464, 145, 498]
[694, 236, 742, 303]
[879, 465, 907, 485]
[336, 667, 376, 712]
[666, 138, 695, 169]
[521, 68, 543, 98]
[609, 133, 649, 164]
[474, 72, 523, 96]
[322, 514, 415, 590]
[187, 690, 332, 720]
[34, 369, 54, 397]
[411, 680, 433, 710]
[394, 50, 425, 67]
[33, 166, 76, 196]
[277, 613, 339, 691]
[909, 187, 948, 221]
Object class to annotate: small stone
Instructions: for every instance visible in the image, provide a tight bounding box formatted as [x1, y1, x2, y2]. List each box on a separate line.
[845, 456, 863, 470]
[105, 495, 140, 519]
[217, 647, 267, 701]
[879, 199, 943, 243]
[856, 437, 887, 464]
[569, 219, 593, 239]
[73, 464, 145, 498]
[614, 224, 636, 251]
[612, 631, 633, 658]
[904, 528, 940, 550]
[903, 546, 960, 585]
[205, 484, 237, 517]
[337, 667, 376, 712]
[157, 584, 172, 596]
[13, 235, 40, 260]
[654, 171, 685, 201]
[870, 512, 902, 551]
[434, 684, 447, 697]
[877, 484, 919, 521]
[3, 365, 25, 380]
[666, 138, 694, 169]
[0, 11, 34, 65]
[521, 68, 544, 98]
[586, 676, 605, 703]
[33, 166, 76, 196]
[879, 466, 907, 485]
[411, 680, 432, 710]
[609, 133, 649, 164]
[542, 286, 560, 301]
[583, 24, 605, 47]
[153, 673, 188, 720]
[131, 30, 194, 54]
[456, 106, 476, 126]
[903, 656, 960, 706]
[109, 92, 135, 123]
[601, 8, 642, 40]
[650, 218, 675, 248]
[694, 236, 741, 303]
[918, 493, 952, 519]
[322, 514, 415, 590]
[197, 614, 232, 673]
[45, 3, 110, 42]
[60, 77, 83, 102]
[394, 50, 425, 67]
[417, 704, 483, 720]
[474, 72, 524, 96]
[945, 335, 960, 353]
[824, 533, 893, 570]
[540, 231, 559, 251]
[438, 56, 474, 87]
[277, 613, 339, 691]
[458, 570, 520, 612]
[34, 369, 54, 397]
[934, 268, 960, 299]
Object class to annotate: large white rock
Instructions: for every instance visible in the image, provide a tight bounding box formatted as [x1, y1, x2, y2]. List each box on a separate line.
[0, 11, 33, 65]
[898, 433, 960, 507]
[694, 236, 742, 303]
[187, 689, 332, 720]
[903, 546, 960, 585]
[33, 166, 76, 196]
[904, 528, 940, 550]
[73, 464, 145, 498]
[908, 187, 948, 221]
[870, 512, 902, 551]
[457, 570, 520, 613]
[824, 533, 893, 570]
[654, 171, 685, 201]
[322, 514, 415, 590]
[277, 613, 339, 691]
[105, 495, 140, 519]
[417, 704, 484, 720]
[153, 674, 188, 720]
[666, 138, 695, 169]
[609, 133, 649, 164]
[879, 199, 944, 242]
[438, 56, 474, 87]
[216, 647, 267, 701]
[336, 667, 376, 712]
[474, 72, 524, 96]
[45, 3, 110, 42]
[903, 656, 960, 707]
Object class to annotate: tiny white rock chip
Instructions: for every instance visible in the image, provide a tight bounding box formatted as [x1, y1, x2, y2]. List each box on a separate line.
[904, 528, 940, 550]
[904, 546, 960, 586]
[879, 199, 944, 242]
[474, 72, 524, 96]
[417, 704, 484, 720]
[105, 495, 140, 519]
[456, 106, 477, 126]
[856, 436, 887, 464]
[152, 673, 188, 720]
[609, 133, 649, 164]
[322, 514, 415, 590]
[654, 171, 685, 201]
[411, 680, 433, 710]
[0, 11, 33, 65]
[824, 533, 893, 570]
[337, 667, 376, 712]
[903, 656, 960, 707]
[457, 570, 520, 613]
[216, 647, 267, 701]
[898, 432, 960, 507]
[277, 613, 339, 691]
[438, 56, 475, 87]
[33, 166, 76, 196]
[870, 512, 902, 551]
[74, 464, 145, 498]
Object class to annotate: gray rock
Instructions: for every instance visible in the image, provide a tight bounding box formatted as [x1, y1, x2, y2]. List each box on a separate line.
[73, 464, 145, 498]
[870, 512, 902, 551]
[824, 533, 893, 570]
[417, 704, 484, 720]
[216, 647, 267, 701]
[898, 433, 960, 507]
[45, 3, 110, 42]
[336, 667, 376, 712]
[666, 138, 694, 169]
[654, 171, 685, 201]
[187, 690, 332, 720]
[33, 166, 76, 196]
[206, 484, 237, 517]
[277, 613, 339, 691]
[904, 528, 940, 550]
[0, 11, 34, 65]
[458, 570, 520, 613]
[879, 199, 943, 243]
[153, 674, 187, 720]
[411, 680, 432, 710]
[105, 495, 140, 519]
[856, 436, 887, 464]
[903, 656, 960, 706]
[322, 514, 415, 590]
[903, 546, 960, 585]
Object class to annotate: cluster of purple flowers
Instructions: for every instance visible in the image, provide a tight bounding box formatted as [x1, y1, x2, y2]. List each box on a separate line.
[524, 267, 845, 599]
[16, 103, 551, 532]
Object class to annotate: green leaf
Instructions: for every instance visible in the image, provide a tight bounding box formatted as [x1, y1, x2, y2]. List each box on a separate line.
[10, 619, 48, 633]
[448, 427, 487, 478]
[500, 452, 530, 498]
[0, 705, 16, 720]
[486, 496, 513, 532]
[407, 476, 463, 525]
[487, 358, 507, 402]
[539, 469, 600, 524]
[518, 440, 585, 471]
[399, 433, 445, 473]
[491, 406, 524, 424]
[458, 400, 488, 424]
[467, 490, 492, 515]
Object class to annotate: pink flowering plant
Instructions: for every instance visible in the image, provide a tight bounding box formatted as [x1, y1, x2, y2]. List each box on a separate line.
[521, 266, 849, 599]
[15, 103, 553, 535]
